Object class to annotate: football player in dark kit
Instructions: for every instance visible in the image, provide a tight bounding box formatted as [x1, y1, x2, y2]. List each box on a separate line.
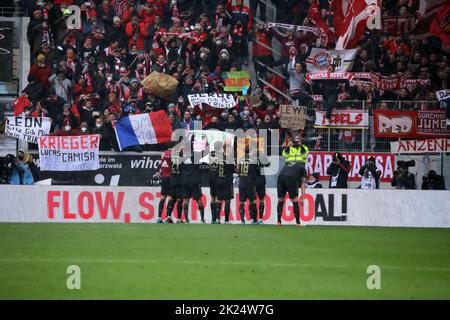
[276, 156, 307, 226]
[208, 140, 224, 224]
[237, 144, 259, 224]
[154, 148, 173, 223]
[169, 143, 185, 223]
[180, 137, 206, 224]
[215, 142, 236, 224]
[236, 142, 268, 224]
[253, 141, 270, 224]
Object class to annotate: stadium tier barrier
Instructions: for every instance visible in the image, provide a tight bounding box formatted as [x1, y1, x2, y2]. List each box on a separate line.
[0, 185, 449, 228]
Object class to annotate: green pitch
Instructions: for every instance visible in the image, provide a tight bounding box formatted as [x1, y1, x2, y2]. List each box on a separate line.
[0, 223, 449, 299]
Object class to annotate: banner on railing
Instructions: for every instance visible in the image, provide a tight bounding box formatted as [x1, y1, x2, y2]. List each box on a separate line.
[306, 72, 354, 81]
[306, 151, 395, 183]
[306, 72, 430, 90]
[314, 110, 369, 129]
[5, 116, 51, 144]
[305, 48, 357, 72]
[391, 138, 450, 154]
[38, 135, 100, 171]
[188, 93, 236, 109]
[436, 89, 450, 101]
[374, 110, 450, 138]
[266, 22, 320, 35]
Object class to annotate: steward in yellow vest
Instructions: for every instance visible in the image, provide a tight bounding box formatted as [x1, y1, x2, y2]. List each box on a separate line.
[282, 135, 309, 163]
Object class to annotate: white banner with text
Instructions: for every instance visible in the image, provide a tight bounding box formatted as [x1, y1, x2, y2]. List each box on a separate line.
[0, 186, 448, 228]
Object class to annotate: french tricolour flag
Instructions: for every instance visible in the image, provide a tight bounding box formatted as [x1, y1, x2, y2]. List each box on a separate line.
[114, 111, 172, 151]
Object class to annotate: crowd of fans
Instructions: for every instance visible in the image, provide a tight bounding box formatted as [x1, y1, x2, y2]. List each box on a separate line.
[8, 0, 449, 156]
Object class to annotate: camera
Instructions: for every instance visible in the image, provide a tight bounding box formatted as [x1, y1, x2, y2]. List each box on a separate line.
[397, 160, 415, 169]
[394, 160, 415, 176]
[0, 154, 16, 184]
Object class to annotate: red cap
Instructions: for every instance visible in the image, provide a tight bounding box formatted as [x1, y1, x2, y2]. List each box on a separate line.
[153, 47, 165, 55]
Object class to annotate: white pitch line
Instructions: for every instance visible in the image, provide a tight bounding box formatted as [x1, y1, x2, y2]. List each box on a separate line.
[0, 258, 449, 272]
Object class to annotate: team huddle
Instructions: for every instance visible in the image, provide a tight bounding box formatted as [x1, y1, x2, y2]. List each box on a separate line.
[154, 134, 309, 226]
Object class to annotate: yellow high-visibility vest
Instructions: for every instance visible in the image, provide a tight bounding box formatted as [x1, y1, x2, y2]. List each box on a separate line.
[282, 145, 309, 162]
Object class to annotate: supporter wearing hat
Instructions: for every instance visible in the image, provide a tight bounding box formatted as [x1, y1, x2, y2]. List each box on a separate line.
[28, 53, 52, 89]
[218, 49, 232, 71]
[77, 122, 90, 135]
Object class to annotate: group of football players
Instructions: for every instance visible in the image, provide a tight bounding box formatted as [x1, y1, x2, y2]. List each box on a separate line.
[154, 134, 308, 226]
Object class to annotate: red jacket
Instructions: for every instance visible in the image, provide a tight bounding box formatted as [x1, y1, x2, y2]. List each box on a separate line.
[125, 21, 149, 50]
[13, 96, 32, 116]
[268, 74, 287, 99]
[138, 8, 156, 24]
[28, 64, 52, 89]
[252, 30, 272, 57]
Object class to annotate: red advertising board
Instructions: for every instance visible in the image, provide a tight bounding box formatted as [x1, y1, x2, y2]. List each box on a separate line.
[305, 152, 395, 183]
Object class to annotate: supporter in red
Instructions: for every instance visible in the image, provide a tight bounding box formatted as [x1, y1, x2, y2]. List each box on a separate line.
[149, 0, 167, 18]
[252, 22, 274, 71]
[139, 1, 157, 25]
[272, 28, 300, 59]
[265, 70, 287, 102]
[189, 24, 208, 48]
[28, 54, 52, 89]
[121, 1, 138, 23]
[125, 16, 148, 51]
[102, 93, 121, 116]
[51, 118, 79, 136]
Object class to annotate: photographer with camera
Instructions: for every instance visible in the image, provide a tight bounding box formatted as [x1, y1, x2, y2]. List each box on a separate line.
[3, 150, 39, 185]
[391, 160, 416, 190]
[326, 152, 351, 189]
[421, 170, 445, 190]
[359, 157, 381, 189]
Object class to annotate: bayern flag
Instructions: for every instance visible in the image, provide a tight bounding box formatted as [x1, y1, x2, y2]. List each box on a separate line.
[114, 111, 172, 151]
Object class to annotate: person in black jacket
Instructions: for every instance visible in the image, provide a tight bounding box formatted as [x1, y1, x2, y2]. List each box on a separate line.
[391, 160, 416, 190]
[326, 152, 351, 188]
[313, 64, 340, 125]
[22, 75, 45, 103]
[421, 170, 445, 190]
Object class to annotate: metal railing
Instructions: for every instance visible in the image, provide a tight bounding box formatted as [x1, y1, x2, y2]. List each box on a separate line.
[299, 99, 448, 153]
[0, 7, 27, 17]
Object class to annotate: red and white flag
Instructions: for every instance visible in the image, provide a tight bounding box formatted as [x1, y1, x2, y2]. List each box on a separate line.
[429, 1, 450, 45]
[308, 1, 334, 46]
[335, 0, 381, 49]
